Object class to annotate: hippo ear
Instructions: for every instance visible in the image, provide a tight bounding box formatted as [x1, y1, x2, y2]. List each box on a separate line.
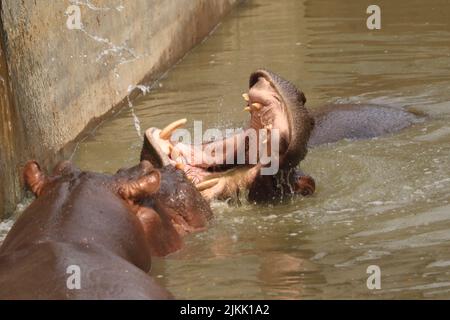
[118, 169, 161, 203]
[23, 161, 48, 197]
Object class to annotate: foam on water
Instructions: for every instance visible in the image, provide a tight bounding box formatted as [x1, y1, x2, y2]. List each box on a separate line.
[0, 220, 13, 244]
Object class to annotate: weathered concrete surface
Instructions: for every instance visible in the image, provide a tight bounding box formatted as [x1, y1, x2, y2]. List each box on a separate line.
[0, 21, 25, 217]
[0, 0, 238, 219]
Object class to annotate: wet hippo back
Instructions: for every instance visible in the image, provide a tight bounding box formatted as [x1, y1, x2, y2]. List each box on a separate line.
[0, 242, 171, 299]
[0, 172, 151, 270]
[0, 164, 172, 299]
[309, 104, 420, 146]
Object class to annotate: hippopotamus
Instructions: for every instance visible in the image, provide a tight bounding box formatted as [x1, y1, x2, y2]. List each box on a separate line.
[142, 69, 420, 203]
[308, 103, 420, 146]
[0, 159, 212, 299]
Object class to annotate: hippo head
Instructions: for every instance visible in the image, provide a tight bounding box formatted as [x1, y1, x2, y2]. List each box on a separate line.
[22, 159, 211, 257]
[141, 69, 315, 203]
[115, 161, 212, 256]
[246, 69, 314, 169]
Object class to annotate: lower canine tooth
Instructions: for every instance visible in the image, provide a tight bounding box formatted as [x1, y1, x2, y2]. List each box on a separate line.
[196, 178, 220, 191]
[175, 163, 185, 170]
[243, 107, 251, 112]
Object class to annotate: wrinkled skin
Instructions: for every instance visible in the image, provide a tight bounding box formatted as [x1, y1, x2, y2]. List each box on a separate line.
[0, 159, 211, 299]
[144, 69, 420, 203]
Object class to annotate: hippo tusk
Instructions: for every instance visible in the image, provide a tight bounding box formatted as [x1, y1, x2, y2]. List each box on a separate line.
[196, 178, 220, 191]
[252, 103, 262, 110]
[242, 93, 250, 102]
[243, 106, 251, 112]
[160, 119, 187, 140]
[168, 144, 182, 159]
[175, 162, 185, 170]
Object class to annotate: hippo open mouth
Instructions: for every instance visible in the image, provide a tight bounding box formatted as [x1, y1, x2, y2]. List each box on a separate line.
[141, 69, 316, 203]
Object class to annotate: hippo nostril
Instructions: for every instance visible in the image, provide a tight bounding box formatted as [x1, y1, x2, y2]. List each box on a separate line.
[296, 176, 315, 196]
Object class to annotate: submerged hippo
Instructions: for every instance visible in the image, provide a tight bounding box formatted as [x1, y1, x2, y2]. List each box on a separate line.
[143, 69, 420, 203]
[0, 160, 211, 299]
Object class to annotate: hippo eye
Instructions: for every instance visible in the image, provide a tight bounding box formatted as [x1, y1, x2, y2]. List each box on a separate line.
[52, 160, 75, 176]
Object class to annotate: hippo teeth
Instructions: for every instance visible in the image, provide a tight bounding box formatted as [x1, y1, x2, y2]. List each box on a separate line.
[196, 178, 220, 191]
[252, 103, 262, 110]
[242, 93, 250, 102]
[160, 118, 187, 140]
[175, 162, 185, 170]
[244, 103, 263, 113]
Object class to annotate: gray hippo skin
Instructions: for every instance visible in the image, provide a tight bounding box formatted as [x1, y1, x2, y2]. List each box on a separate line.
[309, 104, 419, 146]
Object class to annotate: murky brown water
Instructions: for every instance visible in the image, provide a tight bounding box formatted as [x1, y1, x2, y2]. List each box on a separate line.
[5, 0, 450, 299]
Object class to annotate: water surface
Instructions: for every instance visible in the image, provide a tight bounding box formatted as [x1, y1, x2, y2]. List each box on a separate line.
[68, 0, 450, 298]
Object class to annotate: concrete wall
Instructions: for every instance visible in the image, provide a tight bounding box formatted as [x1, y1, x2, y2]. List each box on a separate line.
[0, 0, 238, 219]
[0, 20, 25, 217]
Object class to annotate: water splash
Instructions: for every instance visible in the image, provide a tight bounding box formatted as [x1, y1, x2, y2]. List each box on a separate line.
[126, 84, 153, 138]
[71, 0, 109, 11]
[0, 220, 13, 244]
[0, 196, 33, 245]
[78, 28, 142, 67]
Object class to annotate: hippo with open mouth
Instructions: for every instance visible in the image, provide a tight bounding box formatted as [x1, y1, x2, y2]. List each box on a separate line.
[142, 69, 420, 203]
[0, 159, 211, 299]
